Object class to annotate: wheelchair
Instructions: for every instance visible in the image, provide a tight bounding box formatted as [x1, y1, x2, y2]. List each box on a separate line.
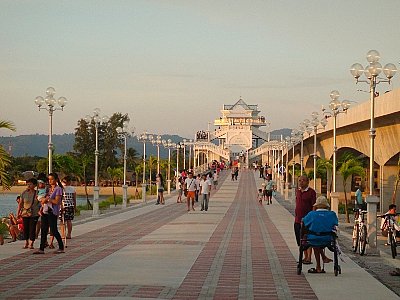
[297, 225, 341, 276]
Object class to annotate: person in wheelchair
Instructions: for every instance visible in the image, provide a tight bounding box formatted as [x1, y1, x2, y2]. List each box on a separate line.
[302, 196, 338, 274]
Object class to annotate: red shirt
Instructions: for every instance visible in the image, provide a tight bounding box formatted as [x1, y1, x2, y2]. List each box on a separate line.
[294, 187, 316, 224]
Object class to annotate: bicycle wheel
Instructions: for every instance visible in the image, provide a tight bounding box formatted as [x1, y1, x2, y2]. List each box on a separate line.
[389, 231, 397, 259]
[359, 225, 367, 256]
[352, 225, 359, 253]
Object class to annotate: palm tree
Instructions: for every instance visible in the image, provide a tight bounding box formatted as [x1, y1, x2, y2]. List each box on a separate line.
[107, 166, 123, 206]
[134, 164, 142, 198]
[160, 159, 169, 182]
[0, 120, 16, 190]
[79, 154, 93, 209]
[338, 152, 365, 223]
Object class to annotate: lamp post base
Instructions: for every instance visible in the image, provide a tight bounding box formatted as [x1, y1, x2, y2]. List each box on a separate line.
[167, 180, 171, 194]
[330, 192, 340, 216]
[122, 185, 128, 208]
[366, 195, 380, 256]
[93, 186, 100, 217]
[142, 184, 147, 203]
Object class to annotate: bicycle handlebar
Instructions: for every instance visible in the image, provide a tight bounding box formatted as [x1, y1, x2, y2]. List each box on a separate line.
[377, 212, 400, 218]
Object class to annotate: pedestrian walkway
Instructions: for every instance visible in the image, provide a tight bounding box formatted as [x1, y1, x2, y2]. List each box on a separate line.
[0, 170, 398, 299]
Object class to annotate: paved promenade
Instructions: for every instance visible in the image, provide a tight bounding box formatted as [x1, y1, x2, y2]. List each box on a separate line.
[0, 170, 398, 299]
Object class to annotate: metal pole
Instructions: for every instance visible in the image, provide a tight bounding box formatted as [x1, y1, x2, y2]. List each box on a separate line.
[142, 142, 146, 184]
[189, 144, 192, 170]
[176, 147, 179, 176]
[93, 122, 100, 216]
[292, 142, 295, 187]
[183, 145, 186, 170]
[313, 126, 317, 191]
[157, 145, 160, 174]
[122, 134, 128, 207]
[300, 134, 304, 176]
[48, 109, 53, 174]
[369, 77, 376, 196]
[332, 114, 337, 193]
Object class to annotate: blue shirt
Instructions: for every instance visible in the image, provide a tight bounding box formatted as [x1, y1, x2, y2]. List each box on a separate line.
[302, 210, 338, 246]
[355, 189, 363, 205]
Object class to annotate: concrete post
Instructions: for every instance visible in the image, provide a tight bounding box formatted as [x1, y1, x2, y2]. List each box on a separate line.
[330, 192, 339, 216]
[92, 186, 100, 217]
[167, 179, 171, 194]
[122, 185, 128, 208]
[284, 182, 289, 200]
[142, 183, 147, 203]
[366, 195, 380, 255]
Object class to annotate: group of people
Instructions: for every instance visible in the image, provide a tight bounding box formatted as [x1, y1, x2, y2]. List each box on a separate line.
[257, 175, 276, 205]
[3, 173, 76, 254]
[176, 167, 221, 212]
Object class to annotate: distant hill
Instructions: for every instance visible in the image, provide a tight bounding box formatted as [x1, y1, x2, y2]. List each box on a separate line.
[0, 129, 292, 157]
[0, 133, 184, 158]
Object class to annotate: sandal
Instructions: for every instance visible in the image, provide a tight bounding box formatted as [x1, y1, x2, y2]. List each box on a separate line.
[54, 249, 65, 254]
[32, 250, 45, 255]
[308, 268, 325, 274]
[389, 268, 400, 276]
[302, 260, 312, 265]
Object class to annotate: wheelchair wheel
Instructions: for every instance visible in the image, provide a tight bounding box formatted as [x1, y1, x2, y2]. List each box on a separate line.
[352, 225, 359, 253]
[389, 231, 397, 259]
[359, 225, 367, 256]
[334, 245, 339, 276]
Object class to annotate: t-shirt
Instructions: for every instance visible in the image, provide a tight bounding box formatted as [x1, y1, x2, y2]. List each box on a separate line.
[49, 186, 63, 216]
[63, 186, 76, 208]
[265, 180, 275, 191]
[200, 179, 211, 194]
[213, 173, 218, 182]
[294, 187, 316, 224]
[185, 177, 197, 192]
[302, 209, 338, 246]
[355, 189, 363, 205]
[20, 190, 40, 217]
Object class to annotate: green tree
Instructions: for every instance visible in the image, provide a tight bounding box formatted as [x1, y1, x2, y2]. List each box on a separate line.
[147, 155, 157, 194]
[126, 147, 139, 171]
[0, 120, 16, 189]
[36, 158, 48, 174]
[338, 152, 365, 223]
[107, 166, 123, 206]
[53, 154, 81, 178]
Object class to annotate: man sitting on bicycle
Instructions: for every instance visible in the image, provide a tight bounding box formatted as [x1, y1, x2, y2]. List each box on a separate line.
[302, 196, 338, 274]
[380, 204, 400, 245]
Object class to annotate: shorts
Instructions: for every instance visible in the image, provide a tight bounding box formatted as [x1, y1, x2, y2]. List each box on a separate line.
[213, 180, 218, 186]
[158, 188, 164, 193]
[59, 207, 75, 221]
[266, 190, 273, 196]
[187, 191, 195, 199]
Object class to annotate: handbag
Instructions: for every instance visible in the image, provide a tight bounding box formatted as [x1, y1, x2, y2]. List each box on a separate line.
[21, 191, 36, 217]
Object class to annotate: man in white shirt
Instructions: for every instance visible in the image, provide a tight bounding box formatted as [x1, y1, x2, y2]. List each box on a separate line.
[184, 172, 197, 211]
[200, 174, 212, 211]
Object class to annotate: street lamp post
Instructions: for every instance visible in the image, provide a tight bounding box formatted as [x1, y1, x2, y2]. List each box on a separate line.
[85, 109, 109, 216]
[182, 139, 187, 170]
[152, 135, 162, 174]
[350, 50, 397, 253]
[137, 132, 149, 202]
[322, 90, 351, 215]
[162, 139, 174, 194]
[308, 112, 328, 192]
[117, 121, 129, 208]
[34, 87, 67, 174]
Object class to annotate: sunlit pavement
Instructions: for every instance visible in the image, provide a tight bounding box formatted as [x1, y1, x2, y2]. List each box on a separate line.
[0, 170, 398, 299]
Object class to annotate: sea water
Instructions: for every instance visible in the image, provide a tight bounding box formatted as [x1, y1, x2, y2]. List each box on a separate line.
[0, 193, 104, 217]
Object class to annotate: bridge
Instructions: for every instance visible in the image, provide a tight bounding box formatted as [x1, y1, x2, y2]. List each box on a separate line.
[192, 90, 400, 211]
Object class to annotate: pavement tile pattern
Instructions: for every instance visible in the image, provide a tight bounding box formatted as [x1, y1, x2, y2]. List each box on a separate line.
[0, 170, 316, 299]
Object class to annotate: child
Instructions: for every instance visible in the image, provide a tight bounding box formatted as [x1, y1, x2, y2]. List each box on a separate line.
[257, 189, 263, 204]
[37, 179, 49, 216]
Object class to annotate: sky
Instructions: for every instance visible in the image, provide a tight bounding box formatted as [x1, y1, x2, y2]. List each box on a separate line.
[1, 0, 399, 139]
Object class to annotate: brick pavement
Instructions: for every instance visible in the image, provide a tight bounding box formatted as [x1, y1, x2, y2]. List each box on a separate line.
[3, 169, 395, 299]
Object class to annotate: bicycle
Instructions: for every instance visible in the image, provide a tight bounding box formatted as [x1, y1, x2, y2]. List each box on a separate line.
[377, 212, 400, 259]
[352, 209, 368, 255]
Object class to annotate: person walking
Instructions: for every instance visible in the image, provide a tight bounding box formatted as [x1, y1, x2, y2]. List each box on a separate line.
[195, 174, 201, 202]
[184, 172, 197, 211]
[200, 174, 212, 211]
[156, 174, 165, 205]
[17, 178, 39, 249]
[33, 173, 65, 254]
[60, 176, 76, 239]
[294, 175, 316, 264]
